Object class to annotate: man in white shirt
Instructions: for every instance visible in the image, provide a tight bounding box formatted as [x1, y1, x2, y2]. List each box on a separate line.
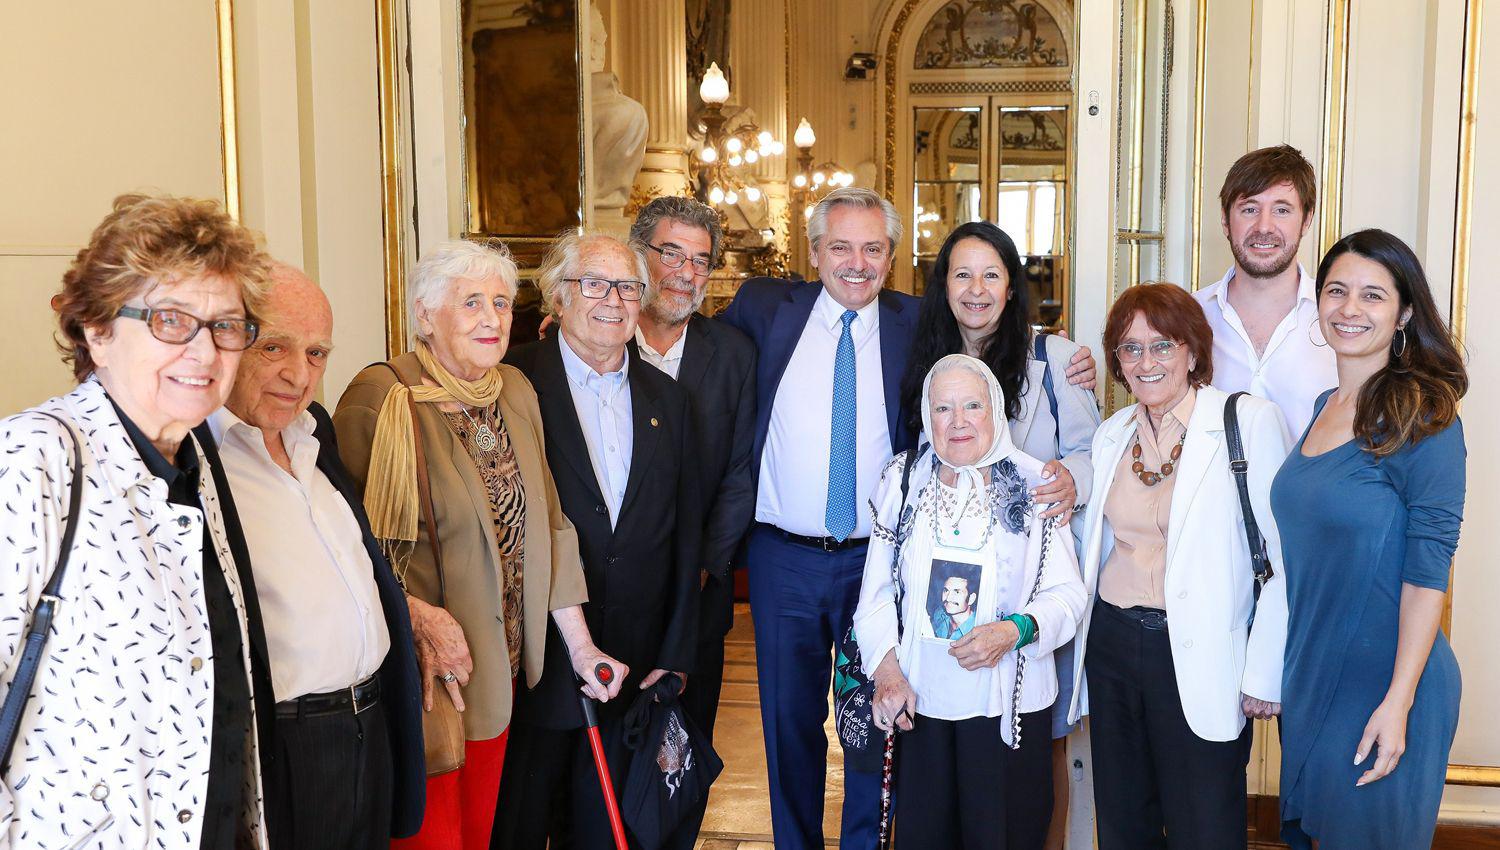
[209, 264, 424, 847]
[1194, 145, 1338, 436]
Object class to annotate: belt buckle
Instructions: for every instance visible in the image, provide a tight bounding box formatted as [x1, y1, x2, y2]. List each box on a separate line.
[1141, 611, 1168, 631]
[350, 678, 373, 715]
[821, 536, 838, 553]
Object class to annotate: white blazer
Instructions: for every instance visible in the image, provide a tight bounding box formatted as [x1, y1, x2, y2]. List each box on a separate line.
[1011, 333, 1103, 508]
[0, 379, 268, 849]
[1067, 384, 1291, 742]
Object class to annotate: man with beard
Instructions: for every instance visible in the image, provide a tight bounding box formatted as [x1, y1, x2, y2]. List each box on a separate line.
[1194, 145, 1338, 436]
[627, 196, 757, 850]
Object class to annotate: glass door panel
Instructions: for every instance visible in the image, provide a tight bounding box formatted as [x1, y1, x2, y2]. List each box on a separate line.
[997, 105, 1069, 329]
[913, 107, 983, 291]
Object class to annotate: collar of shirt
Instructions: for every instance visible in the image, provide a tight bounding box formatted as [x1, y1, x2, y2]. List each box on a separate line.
[634, 324, 686, 364]
[1132, 385, 1197, 451]
[812, 287, 881, 341]
[559, 331, 631, 399]
[108, 395, 200, 494]
[1208, 263, 1316, 311]
[207, 407, 320, 482]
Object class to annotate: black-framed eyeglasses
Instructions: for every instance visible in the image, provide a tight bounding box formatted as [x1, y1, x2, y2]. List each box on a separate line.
[565, 277, 645, 302]
[645, 243, 713, 276]
[116, 306, 259, 351]
[1114, 339, 1184, 364]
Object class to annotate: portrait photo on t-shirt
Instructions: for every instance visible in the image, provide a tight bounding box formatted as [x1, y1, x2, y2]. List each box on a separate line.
[924, 558, 983, 642]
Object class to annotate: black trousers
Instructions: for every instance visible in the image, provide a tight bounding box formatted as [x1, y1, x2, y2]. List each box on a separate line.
[894, 708, 1053, 850]
[263, 698, 393, 850]
[1085, 600, 1251, 850]
[663, 572, 735, 850]
[492, 716, 636, 850]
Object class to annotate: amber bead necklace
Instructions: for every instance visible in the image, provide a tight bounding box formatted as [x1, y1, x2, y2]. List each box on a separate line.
[1130, 430, 1187, 486]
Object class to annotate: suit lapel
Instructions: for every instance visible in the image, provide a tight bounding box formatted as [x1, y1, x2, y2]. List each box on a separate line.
[535, 336, 608, 504]
[676, 316, 713, 393]
[765, 284, 820, 400]
[1083, 417, 1133, 589]
[617, 349, 662, 521]
[1165, 388, 1226, 566]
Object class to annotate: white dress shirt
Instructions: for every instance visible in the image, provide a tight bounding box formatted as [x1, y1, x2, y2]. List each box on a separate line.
[559, 333, 634, 527]
[756, 289, 891, 538]
[1195, 266, 1337, 438]
[208, 408, 390, 703]
[635, 324, 687, 379]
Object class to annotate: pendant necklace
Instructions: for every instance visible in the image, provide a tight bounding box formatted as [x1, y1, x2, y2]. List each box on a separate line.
[1130, 430, 1186, 486]
[461, 404, 498, 452]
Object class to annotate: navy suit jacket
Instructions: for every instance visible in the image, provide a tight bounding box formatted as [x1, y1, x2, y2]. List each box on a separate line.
[720, 276, 921, 470]
[195, 404, 427, 838]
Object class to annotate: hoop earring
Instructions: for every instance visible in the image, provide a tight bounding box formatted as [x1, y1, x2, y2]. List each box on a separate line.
[1307, 320, 1329, 348]
[1393, 327, 1407, 357]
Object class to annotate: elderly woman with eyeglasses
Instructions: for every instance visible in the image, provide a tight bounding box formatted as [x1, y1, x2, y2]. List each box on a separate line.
[1067, 283, 1291, 849]
[0, 194, 272, 847]
[334, 240, 624, 850]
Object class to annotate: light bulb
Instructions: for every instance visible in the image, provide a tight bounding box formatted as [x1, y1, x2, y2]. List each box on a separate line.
[812, 171, 826, 185]
[758, 130, 774, 148]
[725, 190, 739, 205]
[745, 186, 762, 202]
[792, 174, 808, 188]
[699, 146, 718, 163]
[709, 185, 725, 204]
[771, 140, 785, 155]
[728, 154, 743, 167]
[745, 149, 759, 163]
[922, 229, 932, 238]
[804, 206, 814, 219]
[726, 137, 742, 153]
[793, 118, 816, 149]
[699, 62, 730, 105]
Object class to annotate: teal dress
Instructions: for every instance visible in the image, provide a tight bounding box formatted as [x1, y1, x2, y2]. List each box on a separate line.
[1271, 390, 1465, 849]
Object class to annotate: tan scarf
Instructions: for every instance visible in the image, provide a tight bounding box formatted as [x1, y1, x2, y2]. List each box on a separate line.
[364, 341, 505, 545]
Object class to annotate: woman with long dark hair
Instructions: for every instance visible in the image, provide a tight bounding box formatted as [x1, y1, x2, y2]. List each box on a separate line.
[898, 221, 1100, 846]
[1273, 229, 1468, 848]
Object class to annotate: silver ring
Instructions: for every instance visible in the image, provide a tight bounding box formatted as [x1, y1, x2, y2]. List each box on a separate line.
[440, 672, 458, 683]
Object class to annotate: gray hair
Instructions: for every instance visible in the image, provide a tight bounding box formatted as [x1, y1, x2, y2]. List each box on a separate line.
[807, 187, 903, 252]
[536, 231, 651, 316]
[628, 195, 723, 264]
[408, 239, 520, 341]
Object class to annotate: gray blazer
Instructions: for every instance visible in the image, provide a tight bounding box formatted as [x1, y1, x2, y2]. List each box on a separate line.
[1010, 333, 1102, 509]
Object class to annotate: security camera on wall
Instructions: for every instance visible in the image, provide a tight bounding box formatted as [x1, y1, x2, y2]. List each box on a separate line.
[845, 52, 877, 80]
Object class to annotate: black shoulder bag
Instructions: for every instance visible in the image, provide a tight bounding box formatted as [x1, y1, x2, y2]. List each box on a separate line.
[0, 412, 84, 773]
[1224, 392, 1273, 605]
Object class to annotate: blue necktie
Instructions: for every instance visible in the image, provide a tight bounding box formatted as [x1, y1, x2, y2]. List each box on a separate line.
[826, 310, 858, 541]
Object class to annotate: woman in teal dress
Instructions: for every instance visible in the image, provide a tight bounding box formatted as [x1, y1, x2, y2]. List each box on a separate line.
[1272, 229, 1468, 849]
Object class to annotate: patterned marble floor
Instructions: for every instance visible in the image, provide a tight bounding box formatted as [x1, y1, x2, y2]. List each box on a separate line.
[691, 604, 845, 849]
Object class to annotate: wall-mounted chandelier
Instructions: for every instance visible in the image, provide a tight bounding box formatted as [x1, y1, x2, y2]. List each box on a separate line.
[692, 63, 785, 208]
[789, 119, 854, 219]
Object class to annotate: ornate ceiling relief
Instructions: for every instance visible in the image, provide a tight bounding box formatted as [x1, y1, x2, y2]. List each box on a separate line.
[913, 0, 1070, 69]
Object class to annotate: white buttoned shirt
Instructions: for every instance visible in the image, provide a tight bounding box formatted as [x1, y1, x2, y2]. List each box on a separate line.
[208, 408, 390, 702]
[559, 333, 634, 528]
[756, 290, 891, 539]
[634, 324, 687, 379]
[1194, 266, 1337, 438]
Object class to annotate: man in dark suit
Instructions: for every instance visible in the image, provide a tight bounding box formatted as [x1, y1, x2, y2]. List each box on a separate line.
[626, 196, 757, 850]
[202, 263, 424, 848]
[497, 233, 701, 849]
[720, 187, 919, 850]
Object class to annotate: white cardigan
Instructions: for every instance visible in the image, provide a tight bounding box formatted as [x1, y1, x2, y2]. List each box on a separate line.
[1067, 384, 1291, 742]
[0, 379, 268, 849]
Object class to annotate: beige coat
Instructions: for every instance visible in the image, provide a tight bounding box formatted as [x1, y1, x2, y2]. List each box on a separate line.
[333, 351, 588, 740]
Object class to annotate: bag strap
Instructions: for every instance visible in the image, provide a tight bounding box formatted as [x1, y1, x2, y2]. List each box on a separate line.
[383, 364, 447, 607]
[0, 411, 85, 773]
[1033, 334, 1060, 447]
[1223, 392, 1273, 601]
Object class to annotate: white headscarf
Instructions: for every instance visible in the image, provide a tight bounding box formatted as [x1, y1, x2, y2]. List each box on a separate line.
[915, 353, 1021, 507]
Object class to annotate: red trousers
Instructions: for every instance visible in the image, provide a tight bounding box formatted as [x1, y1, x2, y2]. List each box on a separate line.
[391, 732, 509, 850]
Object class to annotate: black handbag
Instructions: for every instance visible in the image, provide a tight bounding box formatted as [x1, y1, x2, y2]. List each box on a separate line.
[1224, 392, 1274, 605]
[619, 675, 723, 849]
[0, 412, 84, 773]
[832, 447, 917, 774]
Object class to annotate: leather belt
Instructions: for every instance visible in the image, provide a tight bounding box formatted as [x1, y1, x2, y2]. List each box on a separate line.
[1099, 599, 1169, 631]
[758, 523, 869, 553]
[275, 673, 381, 719]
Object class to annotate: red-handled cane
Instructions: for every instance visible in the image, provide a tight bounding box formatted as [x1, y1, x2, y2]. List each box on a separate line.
[579, 661, 629, 850]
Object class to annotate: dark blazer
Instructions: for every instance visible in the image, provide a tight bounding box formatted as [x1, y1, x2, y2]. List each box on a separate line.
[720, 277, 921, 467]
[505, 335, 702, 727]
[193, 405, 426, 839]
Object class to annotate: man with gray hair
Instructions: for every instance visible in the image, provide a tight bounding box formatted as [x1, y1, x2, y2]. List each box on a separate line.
[497, 232, 701, 848]
[628, 196, 757, 850]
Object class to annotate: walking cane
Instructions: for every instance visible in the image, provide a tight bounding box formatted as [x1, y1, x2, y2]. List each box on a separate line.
[579, 661, 629, 850]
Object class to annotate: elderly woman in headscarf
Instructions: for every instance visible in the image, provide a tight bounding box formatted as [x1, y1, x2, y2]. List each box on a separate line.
[853, 354, 1086, 850]
[334, 240, 625, 850]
